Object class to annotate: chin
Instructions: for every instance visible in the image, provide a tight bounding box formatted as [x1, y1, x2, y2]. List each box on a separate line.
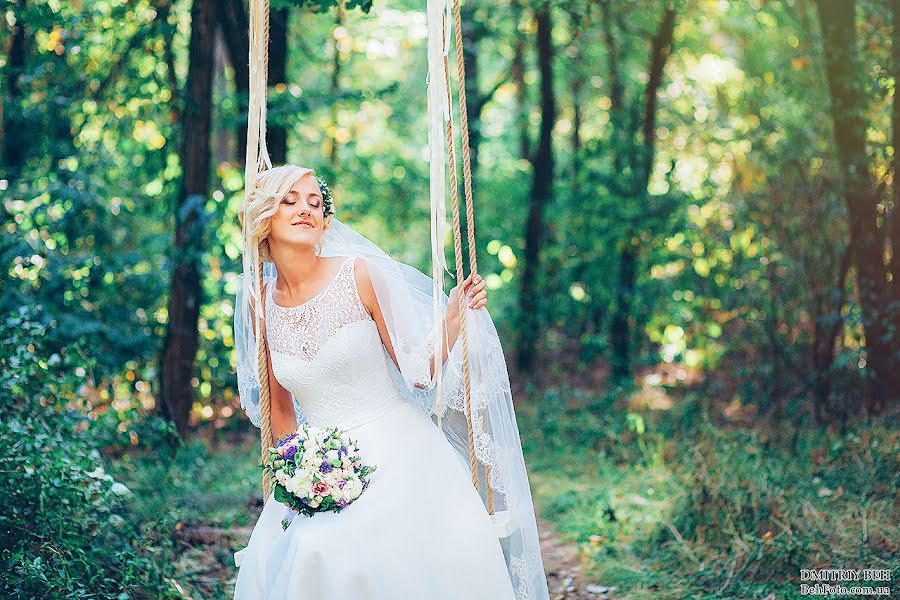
[271, 232, 319, 252]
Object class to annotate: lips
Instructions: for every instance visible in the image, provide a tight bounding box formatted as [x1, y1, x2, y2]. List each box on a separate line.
[293, 221, 314, 228]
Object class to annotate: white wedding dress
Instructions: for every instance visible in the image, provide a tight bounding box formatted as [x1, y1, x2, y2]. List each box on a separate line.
[233, 255, 518, 599]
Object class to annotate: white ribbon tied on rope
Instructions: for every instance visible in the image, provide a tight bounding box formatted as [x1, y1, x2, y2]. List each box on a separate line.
[241, 0, 275, 342]
[426, 0, 454, 428]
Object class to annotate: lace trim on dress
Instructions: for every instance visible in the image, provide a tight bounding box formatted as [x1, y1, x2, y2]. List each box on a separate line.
[265, 256, 372, 360]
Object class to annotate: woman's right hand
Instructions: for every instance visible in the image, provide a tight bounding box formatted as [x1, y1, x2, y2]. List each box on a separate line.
[447, 272, 486, 321]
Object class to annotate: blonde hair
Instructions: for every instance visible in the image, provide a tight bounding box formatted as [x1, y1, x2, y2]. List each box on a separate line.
[239, 163, 334, 500]
[238, 164, 333, 263]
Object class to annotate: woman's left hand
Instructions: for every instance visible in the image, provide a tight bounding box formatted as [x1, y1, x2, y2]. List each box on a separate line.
[448, 272, 487, 316]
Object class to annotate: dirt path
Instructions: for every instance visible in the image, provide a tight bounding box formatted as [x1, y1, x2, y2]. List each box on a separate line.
[173, 511, 613, 598]
[538, 518, 616, 599]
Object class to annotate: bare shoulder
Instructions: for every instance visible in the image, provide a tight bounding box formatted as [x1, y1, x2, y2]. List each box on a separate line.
[351, 257, 376, 315]
[349, 257, 398, 365]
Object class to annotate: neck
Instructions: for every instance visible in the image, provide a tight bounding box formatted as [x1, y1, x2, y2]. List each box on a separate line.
[269, 243, 322, 294]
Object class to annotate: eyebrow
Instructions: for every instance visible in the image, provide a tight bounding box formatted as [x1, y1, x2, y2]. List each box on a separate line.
[285, 190, 322, 199]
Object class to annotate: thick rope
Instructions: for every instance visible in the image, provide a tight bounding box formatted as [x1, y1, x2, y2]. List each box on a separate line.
[450, 0, 494, 515]
[257, 257, 274, 501]
[245, 0, 274, 501]
[440, 11, 478, 498]
[441, 3, 494, 515]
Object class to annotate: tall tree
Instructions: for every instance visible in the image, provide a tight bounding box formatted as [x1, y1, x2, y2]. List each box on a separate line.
[511, 0, 531, 163]
[816, 0, 898, 412]
[601, 1, 675, 383]
[218, 0, 250, 164]
[159, 0, 218, 437]
[328, 2, 344, 167]
[217, 0, 288, 165]
[268, 6, 289, 164]
[518, 1, 557, 371]
[2, 0, 29, 184]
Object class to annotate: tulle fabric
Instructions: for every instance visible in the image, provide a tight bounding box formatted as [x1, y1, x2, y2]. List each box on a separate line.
[233, 393, 518, 600]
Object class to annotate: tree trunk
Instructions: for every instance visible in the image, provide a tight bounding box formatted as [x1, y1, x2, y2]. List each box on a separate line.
[568, 8, 584, 178]
[609, 3, 675, 383]
[160, 0, 217, 438]
[511, 0, 530, 162]
[2, 0, 28, 184]
[517, 2, 555, 372]
[812, 241, 852, 422]
[269, 6, 289, 164]
[217, 0, 249, 165]
[816, 0, 898, 412]
[328, 4, 344, 167]
[212, 31, 231, 167]
[215, 1, 287, 166]
[461, 2, 482, 176]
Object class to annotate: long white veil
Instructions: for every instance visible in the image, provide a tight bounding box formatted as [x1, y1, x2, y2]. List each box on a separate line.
[234, 216, 550, 599]
[234, 0, 549, 594]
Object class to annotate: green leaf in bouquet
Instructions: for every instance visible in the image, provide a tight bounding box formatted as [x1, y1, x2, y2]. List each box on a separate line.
[273, 483, 291, 505]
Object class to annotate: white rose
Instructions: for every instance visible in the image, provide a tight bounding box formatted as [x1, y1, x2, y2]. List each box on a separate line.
[344, 479, 362, 499]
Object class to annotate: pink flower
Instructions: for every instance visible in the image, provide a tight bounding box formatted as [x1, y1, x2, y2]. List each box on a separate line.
[312, 481, 331, 497]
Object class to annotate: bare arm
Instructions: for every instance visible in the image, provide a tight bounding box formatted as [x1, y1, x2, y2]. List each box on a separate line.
[353, 257, 402, 372]
[250, 282, 297, 440]
[353, 258, 486, 386]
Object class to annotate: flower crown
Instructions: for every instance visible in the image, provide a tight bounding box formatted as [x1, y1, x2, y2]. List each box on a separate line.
[316, 175, 335, 219]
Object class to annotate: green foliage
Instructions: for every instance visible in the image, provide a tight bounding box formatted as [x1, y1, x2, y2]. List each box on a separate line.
[0, 306, 180, 598]
[520, 386, 899, 599]
[272, 0, 374, 12]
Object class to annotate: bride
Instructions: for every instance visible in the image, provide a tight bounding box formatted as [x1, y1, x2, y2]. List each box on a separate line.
[231, 164, 550, 599]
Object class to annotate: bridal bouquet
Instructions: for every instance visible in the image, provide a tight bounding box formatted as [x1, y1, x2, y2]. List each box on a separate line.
[263, 424, 377, 529]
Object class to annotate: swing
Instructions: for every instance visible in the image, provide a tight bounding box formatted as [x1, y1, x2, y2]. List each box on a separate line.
[425, 0, 516, 545]
[235, 0, 513, 567]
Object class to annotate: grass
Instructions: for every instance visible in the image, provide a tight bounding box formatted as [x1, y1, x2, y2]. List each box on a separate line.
[103, 383, 898, 599]
[105, 434, 263, 598]
[516, 382, 899, 599]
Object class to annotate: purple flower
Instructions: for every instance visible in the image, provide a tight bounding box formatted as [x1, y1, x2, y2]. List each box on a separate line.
[337, 499, 349, 508]
[319, 460, 333, 474]
[283, 445, 298, 461]
[338, 480, 346, 489]
[338, 445, 348, 458]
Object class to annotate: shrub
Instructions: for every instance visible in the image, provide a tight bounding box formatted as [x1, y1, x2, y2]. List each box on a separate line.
[0, 305, 179, 599]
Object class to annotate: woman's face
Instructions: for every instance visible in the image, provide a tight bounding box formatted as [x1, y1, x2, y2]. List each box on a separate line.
[268, 173, 326, 253]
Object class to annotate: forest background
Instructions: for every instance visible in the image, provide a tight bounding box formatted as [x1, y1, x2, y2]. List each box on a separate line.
[1, 0, 897, 598]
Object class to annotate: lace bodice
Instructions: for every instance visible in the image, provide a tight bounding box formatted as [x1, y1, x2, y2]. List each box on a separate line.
[264, 256, 408, 430]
